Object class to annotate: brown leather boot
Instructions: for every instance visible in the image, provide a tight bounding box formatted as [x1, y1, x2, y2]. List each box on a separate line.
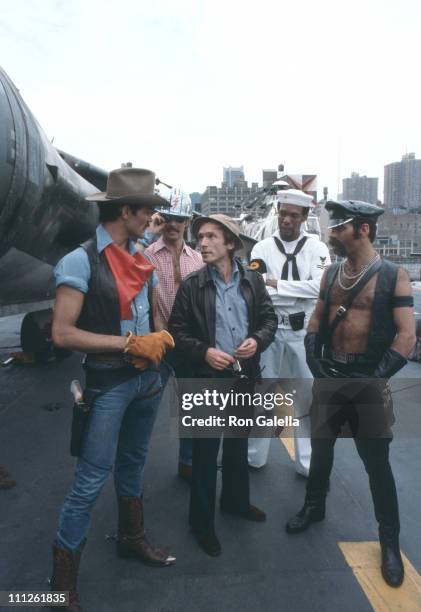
[116, 496, 176, 567]
[50, 543, 84, 611]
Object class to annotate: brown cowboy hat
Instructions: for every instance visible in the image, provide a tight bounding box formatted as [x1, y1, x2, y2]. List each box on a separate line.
[192, 213, 244, 251]
[85, 167, 170, 208]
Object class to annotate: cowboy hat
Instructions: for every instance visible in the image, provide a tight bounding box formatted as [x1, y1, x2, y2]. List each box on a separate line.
[85, 167, 170, 208]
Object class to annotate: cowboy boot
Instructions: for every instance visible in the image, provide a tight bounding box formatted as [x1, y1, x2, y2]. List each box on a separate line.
[116, 496, 176, 567]
[50, 542, 85, 611]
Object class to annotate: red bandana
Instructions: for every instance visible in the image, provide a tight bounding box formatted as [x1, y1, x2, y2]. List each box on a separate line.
[104, 243, 155, 320]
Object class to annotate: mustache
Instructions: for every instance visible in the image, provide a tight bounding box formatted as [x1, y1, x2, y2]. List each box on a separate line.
[328, 237, 342, 247]
[329, 237, 348, 256]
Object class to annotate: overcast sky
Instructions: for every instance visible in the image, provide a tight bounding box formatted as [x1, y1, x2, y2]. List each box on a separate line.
[1, 0, 420, 199]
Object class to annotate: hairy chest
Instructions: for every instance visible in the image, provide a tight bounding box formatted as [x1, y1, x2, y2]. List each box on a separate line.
[329, 273, 378, 312]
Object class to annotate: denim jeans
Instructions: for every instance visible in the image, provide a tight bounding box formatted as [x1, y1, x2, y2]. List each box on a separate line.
[56, 369, 161, 552]
[160, 358, 192, 467]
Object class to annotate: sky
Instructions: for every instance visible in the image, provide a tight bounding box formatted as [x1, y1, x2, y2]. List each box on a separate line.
[1, 0, 421, 199]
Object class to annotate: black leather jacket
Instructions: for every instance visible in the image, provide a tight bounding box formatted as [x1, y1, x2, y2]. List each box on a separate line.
[168, 260, 277, 378]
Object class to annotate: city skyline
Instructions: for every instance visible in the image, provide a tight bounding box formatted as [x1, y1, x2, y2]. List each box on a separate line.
[0, 1, 420, 199]
[195, 157, 421, 209]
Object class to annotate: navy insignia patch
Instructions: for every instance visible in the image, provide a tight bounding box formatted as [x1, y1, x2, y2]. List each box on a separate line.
[248, 258, 267, 273]
[317, 256, 327, 269]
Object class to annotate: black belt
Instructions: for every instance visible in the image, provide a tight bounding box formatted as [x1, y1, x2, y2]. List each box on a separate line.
[328, 350, 366, 364]
[85, 353, 132, 369]
[326, 351, 378, 374]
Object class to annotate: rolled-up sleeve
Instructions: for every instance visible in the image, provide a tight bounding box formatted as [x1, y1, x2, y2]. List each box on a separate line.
[54, 248, 91, 293]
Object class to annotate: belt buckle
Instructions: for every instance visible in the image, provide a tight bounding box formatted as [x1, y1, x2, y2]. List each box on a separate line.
[336, 305, 347, 317]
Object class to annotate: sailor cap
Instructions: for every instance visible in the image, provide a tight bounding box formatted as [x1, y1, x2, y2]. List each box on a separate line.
[325, 200, 384, 229]
[277, 189, 313, 209]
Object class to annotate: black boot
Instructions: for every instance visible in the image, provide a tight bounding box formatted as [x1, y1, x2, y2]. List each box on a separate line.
[285, 496, 325, 534]
[380, 536, 404, 587]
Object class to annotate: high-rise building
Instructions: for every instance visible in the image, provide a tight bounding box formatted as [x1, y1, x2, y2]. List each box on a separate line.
[223, 166, 245, 187]
[189, 192, 202, 212]
[384, 153, 421, 211]
[375, 211, 421, 257]
[201, 181, 259, 217]
[342, 172, 378, 204]
[262, 169, 277, 188]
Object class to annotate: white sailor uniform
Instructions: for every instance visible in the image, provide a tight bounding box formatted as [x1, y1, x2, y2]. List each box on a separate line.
[247, 230, 331, 474]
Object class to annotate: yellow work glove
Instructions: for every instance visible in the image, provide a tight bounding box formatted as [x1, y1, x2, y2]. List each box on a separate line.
[124, 330, 175, 365]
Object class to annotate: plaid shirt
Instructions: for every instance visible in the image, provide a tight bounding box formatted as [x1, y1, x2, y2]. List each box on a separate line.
[144, 237, 204, 325]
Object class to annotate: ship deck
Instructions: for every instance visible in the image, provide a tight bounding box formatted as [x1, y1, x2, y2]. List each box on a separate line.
[1, 295, 421, 612]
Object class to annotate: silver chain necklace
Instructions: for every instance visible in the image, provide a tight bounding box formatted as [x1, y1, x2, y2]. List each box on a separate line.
[338, 253, 380, 290]
[342, 252, 379, 278]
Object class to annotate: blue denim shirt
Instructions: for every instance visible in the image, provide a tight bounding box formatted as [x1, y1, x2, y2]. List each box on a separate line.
[210, 261, 249, 356]
[54, 225, 157, 336]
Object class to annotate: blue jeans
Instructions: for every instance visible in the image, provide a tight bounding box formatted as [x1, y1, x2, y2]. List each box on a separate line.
[160, 359, 192, 467]
[56, 369, 161, 552]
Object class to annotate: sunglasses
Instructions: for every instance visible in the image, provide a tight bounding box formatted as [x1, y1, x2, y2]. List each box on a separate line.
[161, 215, 187, 223]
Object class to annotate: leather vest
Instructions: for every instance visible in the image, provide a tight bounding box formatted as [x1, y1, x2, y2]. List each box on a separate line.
[77, 237, 154, 337]
[77, 237, 121, 336]
[76, 237, 157, 389]
[320, 259, 398, 363]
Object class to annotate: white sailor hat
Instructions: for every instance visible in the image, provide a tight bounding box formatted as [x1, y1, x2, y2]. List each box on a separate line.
[277, 189, 313, 209]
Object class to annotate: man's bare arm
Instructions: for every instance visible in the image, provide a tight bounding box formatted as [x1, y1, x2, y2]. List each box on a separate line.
[390, 268, 417, 358]
[151, 287, 166, 332]
[52, 285, 126, 353]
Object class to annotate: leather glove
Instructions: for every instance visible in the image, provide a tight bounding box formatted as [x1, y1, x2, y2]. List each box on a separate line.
[124, 330, 175, 364]
[337, 350, 407, 380]
[131, 356, 151, 371]
[373, 348, 407, 379]
[304, 333, 336, 378]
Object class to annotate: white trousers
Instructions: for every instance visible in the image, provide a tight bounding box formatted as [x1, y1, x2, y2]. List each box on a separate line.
[248, 327, 313, 475]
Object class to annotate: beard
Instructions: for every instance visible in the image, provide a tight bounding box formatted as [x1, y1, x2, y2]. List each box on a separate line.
[329, 237, 348, 257]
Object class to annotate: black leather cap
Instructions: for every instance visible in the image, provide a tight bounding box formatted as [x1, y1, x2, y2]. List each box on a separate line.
[325, 199, 384, 229]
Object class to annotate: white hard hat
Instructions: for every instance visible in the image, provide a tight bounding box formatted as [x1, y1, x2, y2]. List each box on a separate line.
[154, 187, 193, 218]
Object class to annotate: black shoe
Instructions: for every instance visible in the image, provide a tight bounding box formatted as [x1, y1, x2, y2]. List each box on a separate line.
[221, 504, 266, 522]
[380, 540, 404, 587]
[285, 505, 325, 534]
[194, 531, 221, 557]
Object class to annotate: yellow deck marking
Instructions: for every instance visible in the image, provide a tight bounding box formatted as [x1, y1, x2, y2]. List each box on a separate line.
[339, 542, 421, 611]
[279, 426, 295, 461]
[276, 394, 295, 461]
